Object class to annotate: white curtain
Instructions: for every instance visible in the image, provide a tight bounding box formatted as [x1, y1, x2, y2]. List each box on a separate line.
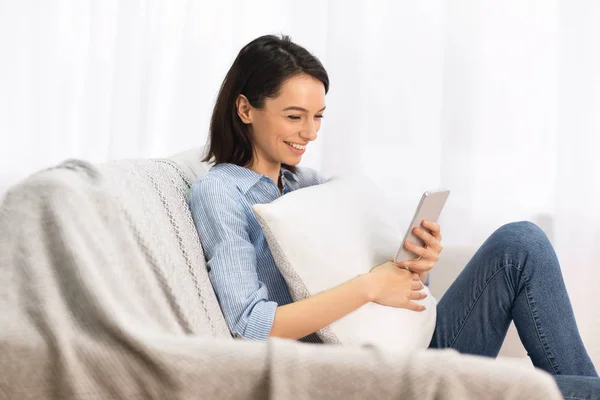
[1, 0, 598, 364]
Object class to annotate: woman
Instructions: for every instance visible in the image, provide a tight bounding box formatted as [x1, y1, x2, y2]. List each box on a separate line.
[189, 34, 599, 399]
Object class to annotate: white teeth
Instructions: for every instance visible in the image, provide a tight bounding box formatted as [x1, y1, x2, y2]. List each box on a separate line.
[285, 141, 306, 150]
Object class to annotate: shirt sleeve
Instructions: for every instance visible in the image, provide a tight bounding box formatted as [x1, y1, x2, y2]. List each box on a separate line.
[188, 178, 278, 341]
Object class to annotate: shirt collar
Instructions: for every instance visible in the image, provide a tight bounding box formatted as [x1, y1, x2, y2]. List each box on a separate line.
[281, 166, 298, 183]
[212, 163, 297, 194]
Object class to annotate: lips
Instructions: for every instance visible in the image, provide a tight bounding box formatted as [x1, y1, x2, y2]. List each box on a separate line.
[284, 141, 307, 150]
[284, 141, 306, 155]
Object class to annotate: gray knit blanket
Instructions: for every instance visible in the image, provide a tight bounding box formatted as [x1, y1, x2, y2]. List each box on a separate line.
[0, 159, 561, 399]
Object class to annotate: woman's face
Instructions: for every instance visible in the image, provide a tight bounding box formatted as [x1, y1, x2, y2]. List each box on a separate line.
[236, 74, 326, 169]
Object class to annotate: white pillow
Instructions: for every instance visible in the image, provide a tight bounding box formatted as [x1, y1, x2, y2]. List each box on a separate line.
[252, 176, 437, 352]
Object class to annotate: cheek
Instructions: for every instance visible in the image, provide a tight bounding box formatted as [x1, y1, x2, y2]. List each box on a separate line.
[254, 116, 296, 146]
[251, 118, 276, 143]
[273, 120, 296, 140]
[279, 120, 302, 136]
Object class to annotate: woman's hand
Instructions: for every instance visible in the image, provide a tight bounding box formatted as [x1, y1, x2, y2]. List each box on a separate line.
[395, 220, 443, 276]
[366, 261, 427, 311]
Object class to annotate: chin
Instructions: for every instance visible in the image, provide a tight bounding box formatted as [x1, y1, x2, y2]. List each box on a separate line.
[283, 156, 302, 166]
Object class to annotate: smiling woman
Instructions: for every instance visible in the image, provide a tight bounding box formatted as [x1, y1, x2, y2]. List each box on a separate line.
[235, 74, 326, 181]
[189, 34, 600, 399]
[191, 34, 429, 344]
[202, 35, 329, 187]
[193, 34, 431, 344]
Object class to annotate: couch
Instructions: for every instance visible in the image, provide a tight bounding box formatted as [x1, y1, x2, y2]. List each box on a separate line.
[0, 148, 562, 399]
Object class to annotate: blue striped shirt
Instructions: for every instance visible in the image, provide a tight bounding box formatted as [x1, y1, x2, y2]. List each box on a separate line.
[188, 163, 324, 343]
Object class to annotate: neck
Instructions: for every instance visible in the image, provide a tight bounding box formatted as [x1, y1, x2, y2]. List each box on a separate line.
[246, 158, 281, 188]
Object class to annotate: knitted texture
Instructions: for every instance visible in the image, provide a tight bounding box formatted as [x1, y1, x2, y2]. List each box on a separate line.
[0, 153, 561, 399]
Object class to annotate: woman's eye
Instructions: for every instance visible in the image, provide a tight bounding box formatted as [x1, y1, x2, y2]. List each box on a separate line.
[315, 115, 324, 119]
[287, 115, 301, 120]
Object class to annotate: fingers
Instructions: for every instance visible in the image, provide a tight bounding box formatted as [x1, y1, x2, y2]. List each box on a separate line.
[411, 280, 425, 290]
[412, 226, 443, 253]
[422, 220, 442, 241]
[405, 301, 427, 312]
[403, 240, 439, 262]
[398, 259, 436, 273]
[390, 260, 429, 276]
[409, 290, 428, 300]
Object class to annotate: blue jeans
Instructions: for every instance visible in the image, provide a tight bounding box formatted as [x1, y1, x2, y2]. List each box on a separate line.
[429, 221, 600, 399]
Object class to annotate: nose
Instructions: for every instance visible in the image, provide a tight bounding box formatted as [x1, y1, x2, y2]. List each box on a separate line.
[300, 119, 319, 142]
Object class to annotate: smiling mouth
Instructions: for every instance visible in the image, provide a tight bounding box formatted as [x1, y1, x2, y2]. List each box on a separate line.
[284, 141, 307, 150]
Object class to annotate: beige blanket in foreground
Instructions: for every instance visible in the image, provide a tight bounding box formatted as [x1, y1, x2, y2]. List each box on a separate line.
[0, 160, 561, 399]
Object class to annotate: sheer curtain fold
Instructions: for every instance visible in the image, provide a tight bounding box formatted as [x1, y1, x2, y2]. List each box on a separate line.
[0, 0, 598, 363]
[555, 0, 600, 361]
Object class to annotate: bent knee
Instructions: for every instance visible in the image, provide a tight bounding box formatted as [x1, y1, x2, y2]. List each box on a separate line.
[490, 221, 554, 265]
[495, 221, 546, 241]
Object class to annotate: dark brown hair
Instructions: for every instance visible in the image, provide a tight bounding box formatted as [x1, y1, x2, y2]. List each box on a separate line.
[202, 34, 329, 173]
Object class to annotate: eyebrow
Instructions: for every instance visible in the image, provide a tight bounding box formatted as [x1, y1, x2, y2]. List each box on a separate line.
[282, 105, 327, 113]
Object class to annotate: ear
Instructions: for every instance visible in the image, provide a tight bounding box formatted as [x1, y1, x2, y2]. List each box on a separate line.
[236, 94, 253, 124]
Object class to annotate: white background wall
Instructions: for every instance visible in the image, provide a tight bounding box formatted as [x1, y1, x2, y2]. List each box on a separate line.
[1, 0, 598, 365]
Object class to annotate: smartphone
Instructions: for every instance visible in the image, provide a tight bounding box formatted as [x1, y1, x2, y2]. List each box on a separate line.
[393, 189, 450, 263]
